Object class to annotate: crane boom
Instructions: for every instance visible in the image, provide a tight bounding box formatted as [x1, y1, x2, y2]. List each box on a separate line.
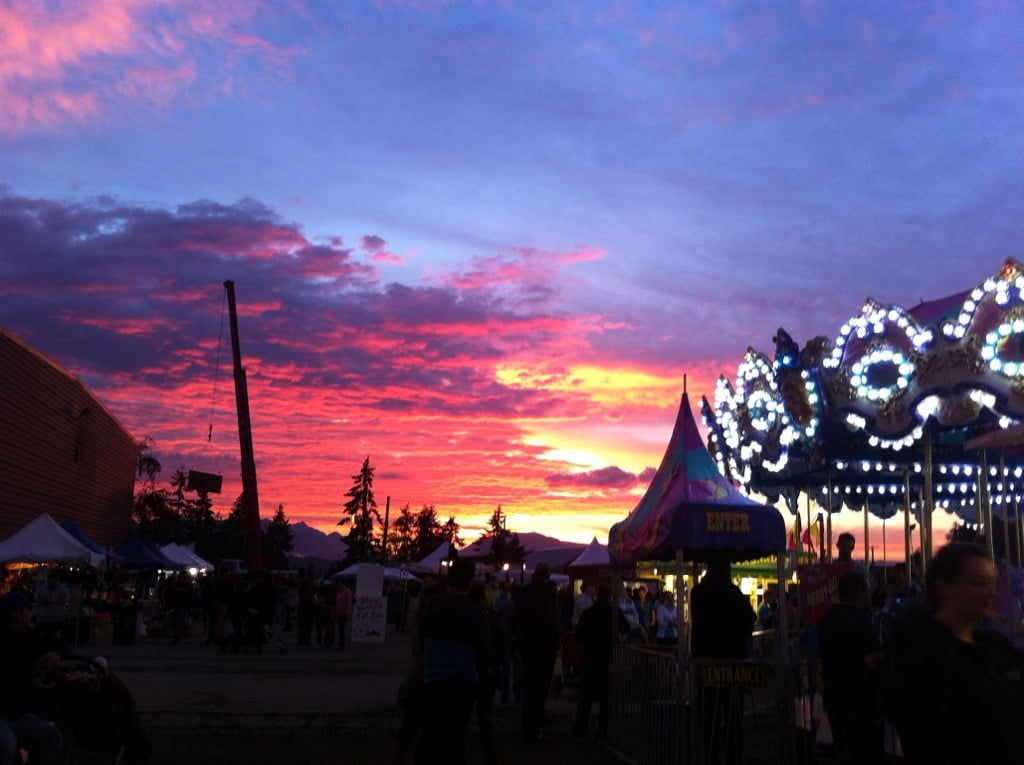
[224, 280, 264, 570]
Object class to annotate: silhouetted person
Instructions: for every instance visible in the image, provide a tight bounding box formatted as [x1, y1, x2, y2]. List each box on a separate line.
[690, 552, 756, 765]
[335, 580, 353, 650]
[0, 592, 64, 765]
[415, 559, 490, 765]
[572, 583, 627, 742]
[817, 570, 883, 764]
[513, 562, 561, 742]
[836, 532, 856, 562]
[469, 582, 503, 765]
[882, 543, 1024, 765]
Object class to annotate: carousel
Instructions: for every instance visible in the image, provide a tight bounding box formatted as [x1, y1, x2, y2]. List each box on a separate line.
[703, 257, 1024, 578]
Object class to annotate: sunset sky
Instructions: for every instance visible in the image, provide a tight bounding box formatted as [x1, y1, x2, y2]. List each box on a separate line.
[1, 2, 1020, 550]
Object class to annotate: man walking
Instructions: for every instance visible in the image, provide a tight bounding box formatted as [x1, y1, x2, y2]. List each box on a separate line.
[415, 559, 490, 765]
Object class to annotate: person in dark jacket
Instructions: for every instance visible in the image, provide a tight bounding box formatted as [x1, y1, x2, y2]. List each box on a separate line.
[415, 559, 490, 765]
[513, 562, 561, 742]
[469, 582, 503, 765]
[0, 591, 64, 765]
[817, 570, 883, 764]
[690, 553, 756, 765]
[571, 583, 627, 742]
[882, 542, 1024, 765]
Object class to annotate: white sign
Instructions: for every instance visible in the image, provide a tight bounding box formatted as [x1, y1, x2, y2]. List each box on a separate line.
[355, 564, 384, 598]
[351, 595, 387, 643]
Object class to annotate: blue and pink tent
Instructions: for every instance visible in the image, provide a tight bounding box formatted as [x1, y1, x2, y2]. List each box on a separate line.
[608, 389, 786, 564]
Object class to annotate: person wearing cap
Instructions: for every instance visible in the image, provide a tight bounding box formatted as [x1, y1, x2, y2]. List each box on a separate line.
[0, 590, 64, 765]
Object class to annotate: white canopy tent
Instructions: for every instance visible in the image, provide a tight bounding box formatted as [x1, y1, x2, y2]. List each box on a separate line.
[328, 563, 420, 582]
[0, 513, 104, 567]
[568, 536, 610, 569]
[408, 541, 457, 574]
[160, 543, 213, 572]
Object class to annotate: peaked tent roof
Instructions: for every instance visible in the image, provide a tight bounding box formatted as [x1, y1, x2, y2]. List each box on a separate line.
[160, 543, 213, 571]
[408, 541, 458, 574]
[569, 537, 610, 569]
[329, 563, 419, 581]
[608, 390, 786, 564]
[115, 535, 182, 569]
[60, 518, 123, 563]
[0, 513, 104, 566]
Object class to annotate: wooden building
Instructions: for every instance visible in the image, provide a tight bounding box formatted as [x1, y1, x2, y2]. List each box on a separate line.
[0, 327, 137, 547]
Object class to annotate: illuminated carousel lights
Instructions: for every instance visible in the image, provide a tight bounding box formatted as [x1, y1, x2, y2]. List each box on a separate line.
[942, 272, 1022, 339]
[825, 305, 932, 370]
[851, 348, 914, 401]
[867, 430, 919, 450]
[982, 319, 1024, 377]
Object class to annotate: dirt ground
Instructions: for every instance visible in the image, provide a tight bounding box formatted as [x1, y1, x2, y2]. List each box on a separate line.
[147, 727, 623, 765]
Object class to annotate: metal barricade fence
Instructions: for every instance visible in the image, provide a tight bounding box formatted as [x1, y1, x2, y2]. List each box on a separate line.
[691, 658, 792, 765]
[607, 644, 680, 765]
[608, 632, 811, 765]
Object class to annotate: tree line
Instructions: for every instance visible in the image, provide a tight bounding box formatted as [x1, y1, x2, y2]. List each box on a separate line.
[132, 447, 529, 571]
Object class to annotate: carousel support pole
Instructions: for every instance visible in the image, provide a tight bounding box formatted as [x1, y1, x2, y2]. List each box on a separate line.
[1000, 451, 1014, 646]
[923, 428, 934, 570]
[882, 516, 887, 573]
[863, 499, 870, 571]
[823, 466, 831, 561]
[801, 494, 808, 561]
[918, 488, 927, 582]
[904, 467, 912, 583]
[1015, 496, 1023, 570]
[980, 449, 994, 562]
[826, 467, 834, 564]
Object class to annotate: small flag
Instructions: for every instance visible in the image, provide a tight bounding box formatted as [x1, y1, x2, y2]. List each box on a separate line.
[801, 527, 815, 553]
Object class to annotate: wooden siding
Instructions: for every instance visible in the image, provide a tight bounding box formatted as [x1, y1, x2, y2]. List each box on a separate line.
[0, 329, 137, 547]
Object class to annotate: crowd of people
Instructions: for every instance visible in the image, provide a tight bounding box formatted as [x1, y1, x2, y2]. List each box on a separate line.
[5, 535, 1024, 765]
[814, 538, 1024, 765]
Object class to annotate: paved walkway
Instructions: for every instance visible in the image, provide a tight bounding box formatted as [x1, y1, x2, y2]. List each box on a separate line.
[73, 628, 579, 734]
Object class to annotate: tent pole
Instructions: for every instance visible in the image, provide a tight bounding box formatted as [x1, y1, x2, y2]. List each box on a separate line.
[774, 551, 789, 761]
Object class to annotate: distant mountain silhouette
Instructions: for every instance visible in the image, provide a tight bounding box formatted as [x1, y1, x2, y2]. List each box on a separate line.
[261, 520, 348, 559]
[265, 522, 579, 562]
[459, 531, 585, 558]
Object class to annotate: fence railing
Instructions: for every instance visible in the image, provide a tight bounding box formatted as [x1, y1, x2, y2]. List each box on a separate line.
[607, 630, 812, 765]
[606, 644, 680, 765]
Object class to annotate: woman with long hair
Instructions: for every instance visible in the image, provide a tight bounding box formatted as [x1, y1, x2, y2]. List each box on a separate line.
[883, 542, 1024, 764]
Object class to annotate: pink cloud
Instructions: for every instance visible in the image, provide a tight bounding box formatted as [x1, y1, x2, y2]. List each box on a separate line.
[0, 0, 294, 134]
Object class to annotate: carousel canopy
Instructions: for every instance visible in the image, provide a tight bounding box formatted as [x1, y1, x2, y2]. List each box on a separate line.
[707, 257, 1024, 520]
[608, 390, 786, 564]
